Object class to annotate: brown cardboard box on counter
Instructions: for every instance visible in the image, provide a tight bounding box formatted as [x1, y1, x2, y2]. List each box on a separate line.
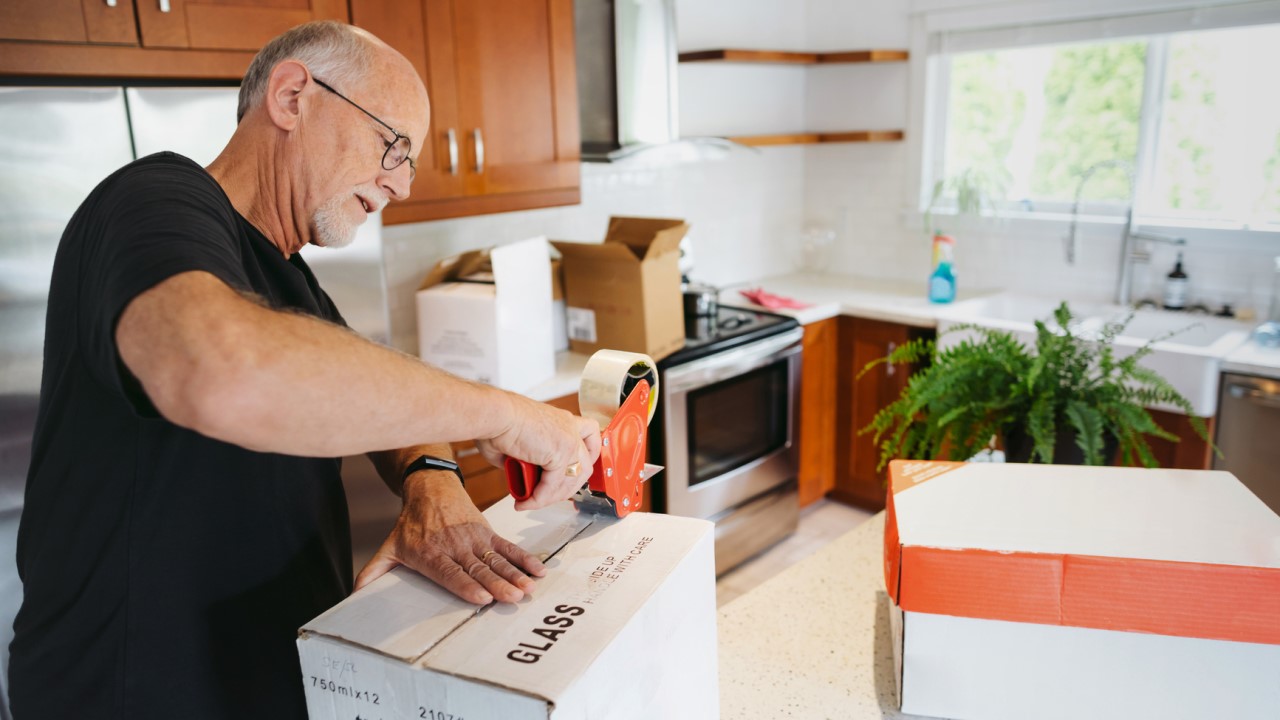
[552, 216, 687, 361]
[297, 498, 718, 720]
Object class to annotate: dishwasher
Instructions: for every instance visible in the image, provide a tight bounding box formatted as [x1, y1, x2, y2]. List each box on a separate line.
[1215, 373, 1280, 515]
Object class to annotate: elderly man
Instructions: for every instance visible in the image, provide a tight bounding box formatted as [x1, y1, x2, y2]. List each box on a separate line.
[9, 21, 599, 719]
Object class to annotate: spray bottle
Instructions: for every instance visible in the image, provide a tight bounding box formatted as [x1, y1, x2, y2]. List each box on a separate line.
[928, 233, 957, 304]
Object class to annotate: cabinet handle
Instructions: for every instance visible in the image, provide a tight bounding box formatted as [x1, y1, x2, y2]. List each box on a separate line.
[446, 129, 459, 176]
[105, 0, 118, 7]
[472, 128, 485, 174]
[158, 0, 171, 12]
[886, 341, 897, 376]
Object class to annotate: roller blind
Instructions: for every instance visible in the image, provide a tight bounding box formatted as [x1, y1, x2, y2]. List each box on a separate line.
[928, 0, 1280, 54]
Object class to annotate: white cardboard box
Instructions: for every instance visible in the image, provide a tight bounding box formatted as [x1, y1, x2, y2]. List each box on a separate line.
[298, 498, 719, 720]
[416, 236, 554, 392]
[883, 460, 1280, 720]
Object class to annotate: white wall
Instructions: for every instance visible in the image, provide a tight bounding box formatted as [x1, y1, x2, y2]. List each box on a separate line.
[377, 0, 1273, 357]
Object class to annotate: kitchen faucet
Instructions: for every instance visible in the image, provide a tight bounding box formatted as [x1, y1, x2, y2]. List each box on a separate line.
[1064, 159, 1185, 306]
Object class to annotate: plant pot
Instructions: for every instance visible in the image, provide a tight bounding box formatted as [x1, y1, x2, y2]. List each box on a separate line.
[1004, 424, 1119, 466]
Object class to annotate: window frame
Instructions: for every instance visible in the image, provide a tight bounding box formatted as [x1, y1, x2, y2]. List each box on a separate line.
[922, 26, 1280, 243]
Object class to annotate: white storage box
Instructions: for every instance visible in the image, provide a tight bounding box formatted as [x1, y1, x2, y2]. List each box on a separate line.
[884, 460, 1280, 720]
[416, 236, 554, 391]
[298, 498, 718, 720]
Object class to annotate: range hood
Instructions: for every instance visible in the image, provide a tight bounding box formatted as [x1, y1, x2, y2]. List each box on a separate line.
[576, 0, 738, 162]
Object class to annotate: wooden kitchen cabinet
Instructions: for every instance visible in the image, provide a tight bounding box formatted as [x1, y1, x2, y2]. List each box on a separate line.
[797, 317, 838, 508]
[353, 0, 580, 224]
[833, 316, 933, 511]
[0, 0, 346, 79]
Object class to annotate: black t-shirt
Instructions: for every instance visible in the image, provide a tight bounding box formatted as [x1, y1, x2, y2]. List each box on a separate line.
[10, 153, 353, 719]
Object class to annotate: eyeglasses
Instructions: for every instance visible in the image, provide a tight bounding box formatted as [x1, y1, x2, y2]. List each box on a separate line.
[313, 78, 416, 181]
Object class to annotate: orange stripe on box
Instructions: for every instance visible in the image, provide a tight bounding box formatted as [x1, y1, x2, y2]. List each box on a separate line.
[899, 546, 1065, 626]
[896, 546, 1280, 645]
[884, 487, 902, 603]
[1063, 555, 1280, 646]
[888, 459, 965, 495]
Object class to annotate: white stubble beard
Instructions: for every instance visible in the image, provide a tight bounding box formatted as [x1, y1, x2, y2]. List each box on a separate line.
[311, 185, 387, 249]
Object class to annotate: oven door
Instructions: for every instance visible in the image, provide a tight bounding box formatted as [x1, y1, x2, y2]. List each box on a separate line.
[661, 328, 803, 519]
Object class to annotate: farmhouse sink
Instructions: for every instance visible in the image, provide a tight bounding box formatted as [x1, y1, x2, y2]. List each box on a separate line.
[936, 293, 1253, 416]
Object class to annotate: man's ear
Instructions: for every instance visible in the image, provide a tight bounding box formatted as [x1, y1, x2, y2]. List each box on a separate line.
[264, 60, 310, 132]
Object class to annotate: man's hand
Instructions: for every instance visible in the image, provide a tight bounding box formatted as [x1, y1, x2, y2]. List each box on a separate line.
[475, 394, 601, 511]
[354, 470, 545, 604]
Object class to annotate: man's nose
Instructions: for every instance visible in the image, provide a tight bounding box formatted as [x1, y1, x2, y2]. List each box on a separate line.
[379, 162, 412, 201]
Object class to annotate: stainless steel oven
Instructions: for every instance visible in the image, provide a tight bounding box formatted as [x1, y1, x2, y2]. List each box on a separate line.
[653, 308, 803, 575]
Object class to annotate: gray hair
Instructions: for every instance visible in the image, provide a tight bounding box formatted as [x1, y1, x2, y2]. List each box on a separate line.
[237, 21, 376, 123]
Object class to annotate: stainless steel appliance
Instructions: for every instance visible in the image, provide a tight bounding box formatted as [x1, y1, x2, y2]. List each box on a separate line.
[651, 306, 803, 575]
[1215, 373, 1280, 515]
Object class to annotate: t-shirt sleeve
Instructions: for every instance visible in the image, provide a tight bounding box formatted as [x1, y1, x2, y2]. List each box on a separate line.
[75, 159, 251, 415]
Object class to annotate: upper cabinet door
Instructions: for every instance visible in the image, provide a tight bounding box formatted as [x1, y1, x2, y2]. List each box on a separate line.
[355, 0, 580, 224]
[0, 0, 138, 45]
[451, 0, 579, 197]
[135, 0, 348, 50]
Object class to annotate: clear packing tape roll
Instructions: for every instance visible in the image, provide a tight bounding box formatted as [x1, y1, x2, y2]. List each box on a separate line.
[578, 350, 659, 428]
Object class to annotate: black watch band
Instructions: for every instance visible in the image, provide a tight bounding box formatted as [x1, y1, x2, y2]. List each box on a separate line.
[402, 455, 465, 486]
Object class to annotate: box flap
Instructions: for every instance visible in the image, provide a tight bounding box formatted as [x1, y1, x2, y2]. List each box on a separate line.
[603, 216, 688, 260]
[419, 512, 714, 703]
[550, 239, 639, 264]
[418, 249, 490, 291]
[886, 461, 1280, 645]
[301, 498, 594, 662]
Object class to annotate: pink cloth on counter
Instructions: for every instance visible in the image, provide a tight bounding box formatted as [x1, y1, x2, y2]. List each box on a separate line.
[739, 287, 812, 310]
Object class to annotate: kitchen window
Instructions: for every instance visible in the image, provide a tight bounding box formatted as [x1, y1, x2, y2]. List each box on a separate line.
[928, 13, 1280, 234]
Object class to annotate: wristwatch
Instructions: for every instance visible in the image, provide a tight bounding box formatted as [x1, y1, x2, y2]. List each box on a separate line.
[402, 455, 465, 486]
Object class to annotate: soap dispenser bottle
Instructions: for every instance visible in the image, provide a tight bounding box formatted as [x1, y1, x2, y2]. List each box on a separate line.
[1163, 252, 1189, 311]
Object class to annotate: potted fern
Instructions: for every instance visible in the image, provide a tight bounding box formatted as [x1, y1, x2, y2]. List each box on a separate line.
[862, 302, 1214, 468]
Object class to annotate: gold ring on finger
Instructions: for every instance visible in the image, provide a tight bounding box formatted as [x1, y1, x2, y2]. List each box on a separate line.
[481, 550, 498, 563]
[565, 461, 582, 478]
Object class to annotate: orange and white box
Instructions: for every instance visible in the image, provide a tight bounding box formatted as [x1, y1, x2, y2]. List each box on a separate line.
[884, 460, 1280, 720]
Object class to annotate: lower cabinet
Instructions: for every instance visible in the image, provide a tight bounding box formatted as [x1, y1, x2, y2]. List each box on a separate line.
[832, 316, 934, 511]
[797, 318, 838, 508]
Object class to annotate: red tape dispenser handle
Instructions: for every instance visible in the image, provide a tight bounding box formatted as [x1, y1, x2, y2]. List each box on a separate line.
[505, 457, 541, 502]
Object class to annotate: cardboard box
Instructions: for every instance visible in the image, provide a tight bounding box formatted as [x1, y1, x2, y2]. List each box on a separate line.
[552, 217, 687, 361]
[883, 460, 1280, 720]
[298, 498, 719, 720]
[416, 236, 554, 391]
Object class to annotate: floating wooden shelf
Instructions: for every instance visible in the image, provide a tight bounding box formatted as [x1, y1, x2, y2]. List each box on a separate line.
[728, 131, 904, 147]
[678, 48, 909, 64]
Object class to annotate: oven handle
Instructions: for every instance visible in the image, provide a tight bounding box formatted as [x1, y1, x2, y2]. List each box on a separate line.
[663, 328, 804, 394]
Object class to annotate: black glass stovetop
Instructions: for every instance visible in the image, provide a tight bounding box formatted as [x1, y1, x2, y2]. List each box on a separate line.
[658, 305, 801, 369]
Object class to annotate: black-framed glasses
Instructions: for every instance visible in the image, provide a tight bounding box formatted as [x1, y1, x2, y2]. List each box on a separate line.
[314, 78, 416, 181]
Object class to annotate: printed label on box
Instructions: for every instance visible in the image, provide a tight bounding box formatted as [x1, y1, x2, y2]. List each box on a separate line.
[567, 307, 597, 343]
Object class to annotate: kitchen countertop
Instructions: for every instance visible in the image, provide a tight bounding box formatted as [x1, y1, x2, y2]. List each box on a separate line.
[1222, 336, 1280, 380]
[722, 272, 995, 328]
[522, 273, 991, 403]
[718, 512, 934, 719]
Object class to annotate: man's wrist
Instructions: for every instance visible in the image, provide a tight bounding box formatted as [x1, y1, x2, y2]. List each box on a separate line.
[402, 455, 465, 486]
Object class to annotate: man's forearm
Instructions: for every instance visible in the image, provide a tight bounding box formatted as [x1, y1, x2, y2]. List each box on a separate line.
[119, 272, 518, 457]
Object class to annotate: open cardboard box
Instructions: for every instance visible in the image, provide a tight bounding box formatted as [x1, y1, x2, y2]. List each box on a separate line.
[552, 217, 687, 362]
[415, 236, 555, 392]
[883, 460, 1280, 720]
[298, 498, 718, 719]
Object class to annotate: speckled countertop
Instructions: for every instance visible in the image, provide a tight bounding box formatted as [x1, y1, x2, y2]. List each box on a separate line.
[718, 512, 940, 719]
[722, 272, 996, 328]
